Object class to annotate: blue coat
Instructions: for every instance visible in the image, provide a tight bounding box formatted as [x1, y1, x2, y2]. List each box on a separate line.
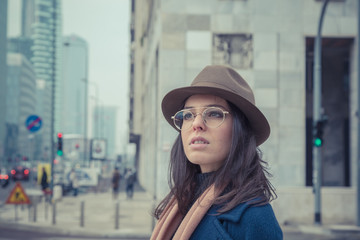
[190, 202, 283, 240]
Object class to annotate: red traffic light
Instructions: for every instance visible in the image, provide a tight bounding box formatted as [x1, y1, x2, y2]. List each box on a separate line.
[57, 132, 63, 138]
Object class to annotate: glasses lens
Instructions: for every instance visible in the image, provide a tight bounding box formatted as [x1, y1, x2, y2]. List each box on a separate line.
[203, 108, 225, 128]
[173, 110, 194, 130]
[173, 107, 227, 130]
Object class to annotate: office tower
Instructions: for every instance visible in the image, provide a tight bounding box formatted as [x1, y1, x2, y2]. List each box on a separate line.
[0, 0, 8, 166]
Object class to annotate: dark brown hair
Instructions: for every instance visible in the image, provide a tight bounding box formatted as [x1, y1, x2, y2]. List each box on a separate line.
[154, 102, 276, 219]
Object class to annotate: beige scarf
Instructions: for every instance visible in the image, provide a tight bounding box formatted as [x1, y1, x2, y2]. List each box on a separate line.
[150, 185, 217, 240]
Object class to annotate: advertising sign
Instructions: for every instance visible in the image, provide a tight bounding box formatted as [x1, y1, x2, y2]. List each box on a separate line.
[90, 139, 107, 160]
[64, 168, 99, 187]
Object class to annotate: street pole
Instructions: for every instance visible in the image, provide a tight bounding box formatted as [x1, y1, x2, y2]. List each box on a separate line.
[84, 54, 89, 167]
[63, 41, 89, 167]
[88, 81, 100, 138]
[313, 0, 329, 225]
[50, 0, 57, 198]
[357, 0, 360, 227]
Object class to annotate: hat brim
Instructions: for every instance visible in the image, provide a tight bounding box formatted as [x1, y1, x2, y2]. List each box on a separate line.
[161, 86, 270, 146]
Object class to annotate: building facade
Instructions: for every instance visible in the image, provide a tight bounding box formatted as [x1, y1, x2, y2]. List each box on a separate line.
[62, 35, 88, 136]
[6, 53, 37, 164]
[22, 0, 63, 162]
[129, 0, 358, 224]
[0, 0, 8, 167]
[97, 106, 118, 160]
[61, 35, 89, 165]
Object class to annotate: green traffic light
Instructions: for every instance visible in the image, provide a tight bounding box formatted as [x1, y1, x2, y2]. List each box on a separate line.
[314, 138, 322, 147]
[57, 150, 63, 156]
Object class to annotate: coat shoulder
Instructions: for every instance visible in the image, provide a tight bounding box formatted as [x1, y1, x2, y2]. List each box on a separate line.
[191, 202, 283, 240]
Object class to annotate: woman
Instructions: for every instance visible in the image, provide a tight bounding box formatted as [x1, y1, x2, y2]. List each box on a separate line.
[151, 65, 283, 239]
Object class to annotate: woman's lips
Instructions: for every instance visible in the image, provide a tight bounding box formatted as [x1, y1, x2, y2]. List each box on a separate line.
[190, 137, 209, 145]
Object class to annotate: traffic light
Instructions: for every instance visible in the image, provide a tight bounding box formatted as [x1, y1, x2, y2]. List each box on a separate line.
[313, 117, 327, 148]
[57, 132, 63, 156]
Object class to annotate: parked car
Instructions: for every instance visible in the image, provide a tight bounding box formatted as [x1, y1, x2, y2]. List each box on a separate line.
[10, 165, 30, 181]
[0, 168, 9, 187]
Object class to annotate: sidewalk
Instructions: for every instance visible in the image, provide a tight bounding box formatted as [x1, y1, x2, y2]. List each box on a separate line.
[282, 223, 360, 239]
[0, 188, 154, 239]
[1, 184, 360, 239]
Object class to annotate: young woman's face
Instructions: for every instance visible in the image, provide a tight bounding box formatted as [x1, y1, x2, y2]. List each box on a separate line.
[181, 94, 233, 173]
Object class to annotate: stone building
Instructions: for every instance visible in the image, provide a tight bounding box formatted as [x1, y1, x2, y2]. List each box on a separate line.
[129, 0, 358, 224]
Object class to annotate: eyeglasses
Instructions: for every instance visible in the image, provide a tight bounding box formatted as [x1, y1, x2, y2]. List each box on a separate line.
[171, 107, 230, 131]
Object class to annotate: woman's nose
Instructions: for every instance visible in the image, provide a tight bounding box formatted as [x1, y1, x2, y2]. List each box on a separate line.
[192, 113, 205, 130]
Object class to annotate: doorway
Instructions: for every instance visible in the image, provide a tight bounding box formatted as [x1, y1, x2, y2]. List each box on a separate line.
[305, 37, 353, 187]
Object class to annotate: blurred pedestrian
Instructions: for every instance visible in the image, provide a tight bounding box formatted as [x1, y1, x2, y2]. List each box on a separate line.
[112, 167, 121, 199]
[40, 167, 48, 191]
[151, 65, 283, 239]
[125, 168, 136, 199]
[69, 168, 79, 197]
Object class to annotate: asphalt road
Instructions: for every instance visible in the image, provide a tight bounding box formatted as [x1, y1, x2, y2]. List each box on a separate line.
[284, 232, 360, 240]
[0, 226, 147, 240]
[1, 225, 360, 240]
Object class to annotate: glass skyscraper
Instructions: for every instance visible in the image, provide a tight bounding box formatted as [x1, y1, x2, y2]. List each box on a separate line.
[21, 0, 63, 162]
[0, 0, 8, 167]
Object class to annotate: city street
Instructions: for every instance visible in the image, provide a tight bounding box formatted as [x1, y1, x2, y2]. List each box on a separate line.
[1, 224, 360, 240]
[0, 226, 147, 240]
[1, 179, 360, 240]
[2, 1, 360, 239]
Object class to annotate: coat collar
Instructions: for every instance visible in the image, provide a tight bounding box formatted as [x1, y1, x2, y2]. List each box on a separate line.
[214, 201, 251, 223]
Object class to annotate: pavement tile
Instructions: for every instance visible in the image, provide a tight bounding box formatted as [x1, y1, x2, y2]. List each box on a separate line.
[2, 187, 360, 239]
[0, 190, 153, 238]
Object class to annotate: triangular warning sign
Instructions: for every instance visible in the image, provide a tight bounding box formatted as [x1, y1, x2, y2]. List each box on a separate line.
[6, 182, 31, 204]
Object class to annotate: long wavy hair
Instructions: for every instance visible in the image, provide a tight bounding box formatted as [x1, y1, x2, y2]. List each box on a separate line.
[154, 102, 276, 219]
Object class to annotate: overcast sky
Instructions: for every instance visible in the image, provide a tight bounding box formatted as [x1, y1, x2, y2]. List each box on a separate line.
[62, 0, 130, 108]
[7, 0, 131, 154]
[62, 0, 130, 152]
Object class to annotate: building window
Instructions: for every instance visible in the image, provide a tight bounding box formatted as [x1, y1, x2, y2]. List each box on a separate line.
[213, 34, 253, 69]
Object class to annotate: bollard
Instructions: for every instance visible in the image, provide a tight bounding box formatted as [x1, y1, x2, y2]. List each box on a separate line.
[28, 205, 31, 222]
[33, 203, 37, 222]
[115, 201, 119, 229]
[45, 199, 48, 220]
[14, 205, 18, 221]
[80, 201, 85, 227]
[52, 202, 56, 225]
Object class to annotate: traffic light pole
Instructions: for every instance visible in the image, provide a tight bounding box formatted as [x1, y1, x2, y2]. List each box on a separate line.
[313, 0, 329, 225]
[357, 0, 360, 227]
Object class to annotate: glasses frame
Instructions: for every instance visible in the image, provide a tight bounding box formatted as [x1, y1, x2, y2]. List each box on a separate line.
[171, 107, 230, 131]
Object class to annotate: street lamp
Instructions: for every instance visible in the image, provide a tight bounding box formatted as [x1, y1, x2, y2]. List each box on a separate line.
[63, 40, 89, 167]
[90, 95, 103, 139]
[86, 81, 100, 138]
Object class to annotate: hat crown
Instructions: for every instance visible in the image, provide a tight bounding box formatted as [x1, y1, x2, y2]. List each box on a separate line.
[191, 65, 255, 105]
[161, 65, 270, 146]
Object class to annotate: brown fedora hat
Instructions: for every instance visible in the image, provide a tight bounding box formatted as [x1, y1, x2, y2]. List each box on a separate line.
[161, 65, 270, 146]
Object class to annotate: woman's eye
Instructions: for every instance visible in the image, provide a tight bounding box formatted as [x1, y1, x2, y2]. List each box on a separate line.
[183, 112, 193, 120]
[207, 110, 222, 118]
